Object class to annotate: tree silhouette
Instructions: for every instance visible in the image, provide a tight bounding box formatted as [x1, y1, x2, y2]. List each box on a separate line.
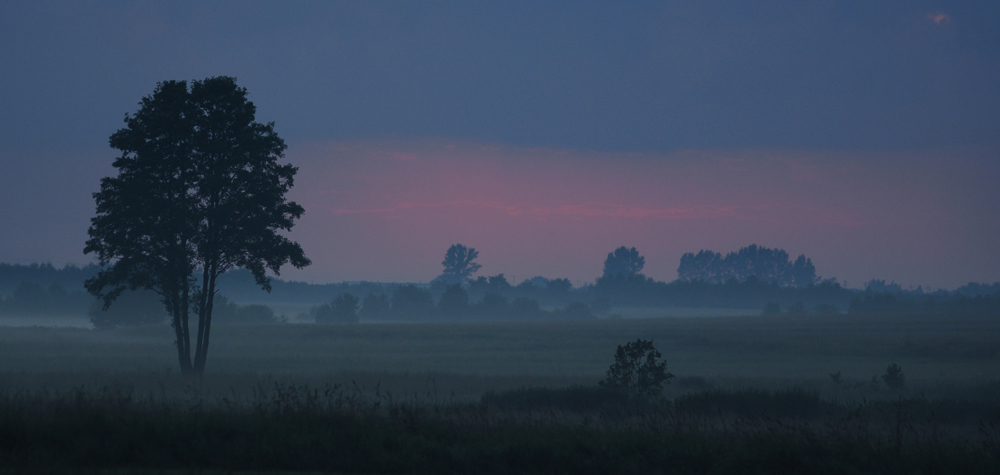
[599, 339, 673, 398]
[435, 244, 482, 284]
[84, 77, 309, 375]
[314, 293, 360, 324]
[602, 246, 645, 278]
[677, 244, 817, 287]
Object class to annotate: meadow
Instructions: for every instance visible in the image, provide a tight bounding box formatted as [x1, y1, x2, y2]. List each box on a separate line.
[2, 311, 999, 473]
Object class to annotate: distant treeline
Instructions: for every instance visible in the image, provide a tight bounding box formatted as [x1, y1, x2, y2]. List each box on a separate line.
[0, 263, 99, 296]
[2, 258, 999, 326]
[309, 283, 594, 324]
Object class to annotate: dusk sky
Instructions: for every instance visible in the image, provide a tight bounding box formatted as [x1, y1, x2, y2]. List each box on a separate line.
[1, 1, 998, 289]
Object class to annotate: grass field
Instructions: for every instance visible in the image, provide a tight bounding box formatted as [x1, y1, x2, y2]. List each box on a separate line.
[1, 311, 998, 398]
[2, 311, 999, 473]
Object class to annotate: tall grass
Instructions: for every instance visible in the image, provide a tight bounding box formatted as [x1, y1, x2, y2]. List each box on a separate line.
[2, 382, 999, 474]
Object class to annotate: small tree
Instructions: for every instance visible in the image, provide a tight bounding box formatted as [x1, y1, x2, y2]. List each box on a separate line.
[882, 363, 906, 390]
[599, 339, 673, 398]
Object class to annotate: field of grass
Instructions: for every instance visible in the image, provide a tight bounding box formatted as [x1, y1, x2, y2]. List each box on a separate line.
[2, 311, 998, 390]
[2, 311, 999, 473]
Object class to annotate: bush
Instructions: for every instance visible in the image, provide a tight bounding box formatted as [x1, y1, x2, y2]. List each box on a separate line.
[211, 296, 280, 324]
[599, 339, 673, 398]
[882, 363, 906, 390]
[313, 293, 360, 324]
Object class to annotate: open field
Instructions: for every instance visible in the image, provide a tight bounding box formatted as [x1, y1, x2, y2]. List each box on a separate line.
[2, 312, 1000, 473]
[1, 311, 999, 398]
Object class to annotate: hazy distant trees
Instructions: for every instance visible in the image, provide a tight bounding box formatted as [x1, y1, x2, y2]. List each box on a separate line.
[432, 244, 482, 285]
[84, 77, 309, 375]
[88, 289, 166, 329]
[313, 293, 360, 324]
[390, 285, 436, 320]
[677, 244, 817, 287]
[437, 284, 470, 319]
[0, 282, 92, 316]
[211, 297, 281, 324]
[305, 283, 591, 322]
[602, 246, 645, 278]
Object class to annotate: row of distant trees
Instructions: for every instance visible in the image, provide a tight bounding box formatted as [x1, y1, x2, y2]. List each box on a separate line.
[311, 284, 595, 324]
[3, 244, 999, 325]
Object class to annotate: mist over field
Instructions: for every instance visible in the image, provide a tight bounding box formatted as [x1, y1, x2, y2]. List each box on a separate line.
[2, 1, 999, 473]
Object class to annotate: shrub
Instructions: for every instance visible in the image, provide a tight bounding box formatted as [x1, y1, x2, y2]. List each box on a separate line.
[313, 293, 360, 324]
[882, 363, 906, 390]
[599, 339, 673, 398]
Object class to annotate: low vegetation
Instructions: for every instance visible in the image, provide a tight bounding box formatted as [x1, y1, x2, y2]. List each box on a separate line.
[2, 379, 999, 473]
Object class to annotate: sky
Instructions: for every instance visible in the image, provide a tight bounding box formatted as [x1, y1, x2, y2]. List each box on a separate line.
[1, 1, 998, 289]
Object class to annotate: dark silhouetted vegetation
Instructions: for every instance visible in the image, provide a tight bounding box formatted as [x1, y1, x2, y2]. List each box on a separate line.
[88, 288, 165, 329]
[2, 381, 999, 474]
[882, 363, 906, 390]
[210, 295, 284, 325]
[312, 293, 360, 324]
[83, 77, 309, 374]
[602, 245, 645, 278]
[432, 243, 481, 285]
[678, 244, 817, 287]
[0, 281, 91, 316]
[599, 339, 673, 398]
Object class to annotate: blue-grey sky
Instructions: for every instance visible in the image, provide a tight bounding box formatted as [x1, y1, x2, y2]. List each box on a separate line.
[1, 1, 998, 289]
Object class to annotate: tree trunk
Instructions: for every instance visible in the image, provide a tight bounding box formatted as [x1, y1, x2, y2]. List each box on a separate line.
[170, 289, 193, 373]
[193, 266, 211, 370]
[194, 268, 218, 374]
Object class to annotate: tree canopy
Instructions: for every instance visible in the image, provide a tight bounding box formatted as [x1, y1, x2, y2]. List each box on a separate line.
[602, 246, 645, 278]
[84, 77, 309, 375]
[677, 244, 816, 287]
[433, 244, 482, 285]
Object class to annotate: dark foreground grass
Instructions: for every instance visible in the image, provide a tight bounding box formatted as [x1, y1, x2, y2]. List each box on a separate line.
[2, 384, 999, 474]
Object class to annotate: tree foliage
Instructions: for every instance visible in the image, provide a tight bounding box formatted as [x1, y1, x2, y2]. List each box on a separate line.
[599, 339, 673, 398]
[84, 77, 309, 374]
[434, 244, 482, 284]
[602, 246, 645, 278]
[313, 293, 360, 324]
[677, 244, 817, 287]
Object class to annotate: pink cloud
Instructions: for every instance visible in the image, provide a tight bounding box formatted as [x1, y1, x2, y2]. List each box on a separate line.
[279, 141, 1000, 288]
[926, 12, 950, 24]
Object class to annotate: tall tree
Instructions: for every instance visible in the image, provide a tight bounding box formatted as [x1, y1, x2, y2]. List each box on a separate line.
[84, 77, 309, 375]
[602, 246, 645, 278]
